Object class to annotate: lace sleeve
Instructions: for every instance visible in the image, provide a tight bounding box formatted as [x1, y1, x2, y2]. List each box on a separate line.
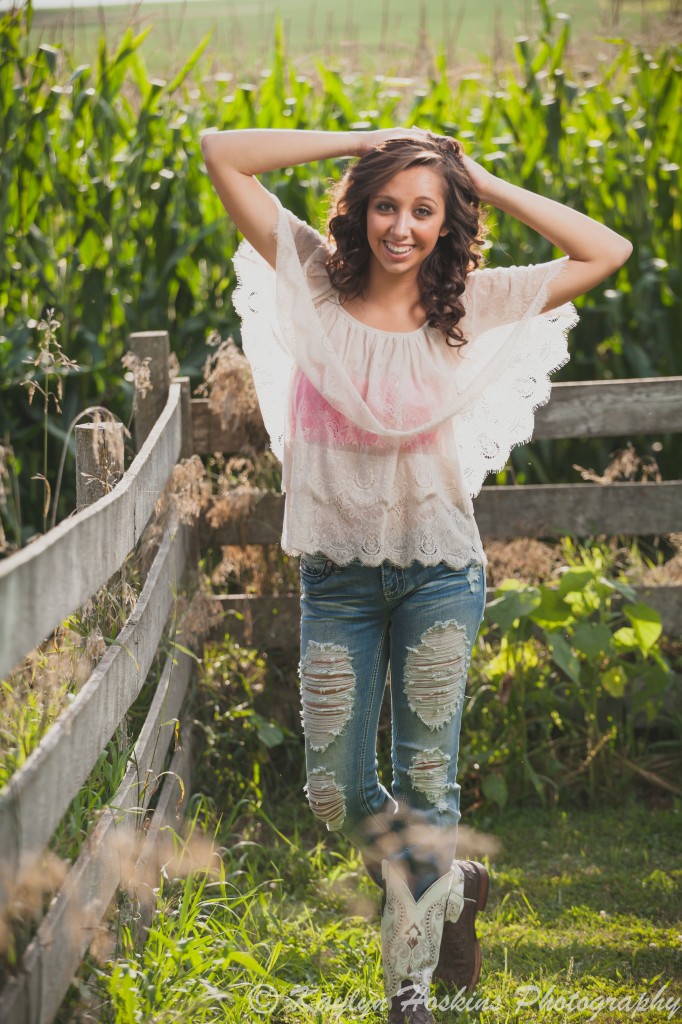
[286, 209, 327, 265]
[231, 202, 332, 463]
[455, 257, 579, 496]
[464, 258, 570, 337]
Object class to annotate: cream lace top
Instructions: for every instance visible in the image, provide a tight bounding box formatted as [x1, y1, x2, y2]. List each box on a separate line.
[232, 193, 578, 569]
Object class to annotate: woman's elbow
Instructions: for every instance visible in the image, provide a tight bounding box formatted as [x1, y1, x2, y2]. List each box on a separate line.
[200, 131, 218, 165]
[200, 130, 236, 170]
[592, 236, 633, 283]
[608, 235, 634, 272]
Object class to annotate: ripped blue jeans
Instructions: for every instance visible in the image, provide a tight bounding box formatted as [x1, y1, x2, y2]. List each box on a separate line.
[299, 556, 486, 901]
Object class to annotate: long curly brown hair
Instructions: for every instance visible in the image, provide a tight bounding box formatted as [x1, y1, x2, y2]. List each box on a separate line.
[325, 134, 487, 348]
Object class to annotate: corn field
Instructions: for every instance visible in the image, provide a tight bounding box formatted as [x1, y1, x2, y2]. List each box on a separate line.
[1, 0, 680, 540]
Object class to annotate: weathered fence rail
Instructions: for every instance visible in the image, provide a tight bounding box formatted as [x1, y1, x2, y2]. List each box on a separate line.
[0, 332, 197, 1024]
[198, 480, 682, 547]
[191, 376, 682, 450]
[1, 345, 680, 1022]
[0, 519, 189, 883]
[0, 374, 186, 683]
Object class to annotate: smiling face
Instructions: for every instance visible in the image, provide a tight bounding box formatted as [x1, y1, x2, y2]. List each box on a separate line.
[365, 165, 449, 280]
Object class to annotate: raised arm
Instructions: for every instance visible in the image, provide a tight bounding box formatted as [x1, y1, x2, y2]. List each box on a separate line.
[461, 155, 633, 312]
[200, 129, 369, 267]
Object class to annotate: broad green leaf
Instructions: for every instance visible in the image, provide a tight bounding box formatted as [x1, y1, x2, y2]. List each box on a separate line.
[486, 587, 541, 632]
[571, 622, 614, 661]
[623, 602, 663, 652]
[530, 587, 574, 628]
[602, 665, 627, 698]
[546, 631, 581, 684]
[613, 627, 638, 648]
[558, 567, 595, 596]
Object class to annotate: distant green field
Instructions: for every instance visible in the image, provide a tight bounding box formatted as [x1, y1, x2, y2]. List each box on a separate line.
[27, 0, 676, 76]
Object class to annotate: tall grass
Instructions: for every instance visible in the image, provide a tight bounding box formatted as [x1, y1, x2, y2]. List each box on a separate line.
[1, 0, 680, 535]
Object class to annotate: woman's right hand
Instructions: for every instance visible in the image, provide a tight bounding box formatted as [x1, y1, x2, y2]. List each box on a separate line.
[202, 129, 365, 267]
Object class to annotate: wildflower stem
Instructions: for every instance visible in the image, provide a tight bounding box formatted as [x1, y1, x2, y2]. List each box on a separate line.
[43, 372, 50, 533]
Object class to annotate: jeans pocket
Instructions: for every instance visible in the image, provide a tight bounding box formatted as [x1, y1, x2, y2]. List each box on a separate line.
[300, 552, 335, 585]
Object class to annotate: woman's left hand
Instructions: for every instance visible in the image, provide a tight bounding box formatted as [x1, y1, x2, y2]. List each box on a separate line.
[457, 151, 495, 203]
[408, 127, 495, 201]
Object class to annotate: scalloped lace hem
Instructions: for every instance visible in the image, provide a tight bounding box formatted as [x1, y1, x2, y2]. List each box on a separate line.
[285, 544, 488, 571]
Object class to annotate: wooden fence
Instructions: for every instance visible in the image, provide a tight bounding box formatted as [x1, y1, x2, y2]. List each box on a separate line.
[0, 332, 195, 1024]
[0, 330, 680, 1022]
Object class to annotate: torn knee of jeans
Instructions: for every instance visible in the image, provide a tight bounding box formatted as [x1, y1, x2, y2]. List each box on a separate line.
[304, 767, 346, 830]
[299, 640, 356, 752]
[404, 620, 468, 730]
[408, 748, 452, 812]
[466, 563, 482, 592]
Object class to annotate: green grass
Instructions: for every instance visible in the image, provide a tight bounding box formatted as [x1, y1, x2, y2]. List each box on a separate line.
[68, 790, 682, 1022]
[26, 0, 679, 78]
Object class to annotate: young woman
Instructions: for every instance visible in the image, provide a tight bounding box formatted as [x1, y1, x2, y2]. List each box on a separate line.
[200, 126, 632, 1023]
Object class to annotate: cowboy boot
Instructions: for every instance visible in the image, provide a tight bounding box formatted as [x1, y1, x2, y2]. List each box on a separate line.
[432, 860, 489, 991]
[380, 859, 456, 1024]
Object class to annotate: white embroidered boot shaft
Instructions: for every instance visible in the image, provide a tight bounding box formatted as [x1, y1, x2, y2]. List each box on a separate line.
[380, 859, 457, 1019]
[444, 860, 465, 924]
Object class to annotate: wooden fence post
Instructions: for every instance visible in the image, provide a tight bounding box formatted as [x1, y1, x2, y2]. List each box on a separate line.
[176, 375, 201, 575]
[129, 330, 170, 451]
[75, 422, 125, 511]
[75, 421, 126, 633]
[177, 376, 194, 462]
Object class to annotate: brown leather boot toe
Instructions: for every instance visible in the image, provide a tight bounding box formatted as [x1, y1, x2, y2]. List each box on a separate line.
[388, 983, 436, 1024]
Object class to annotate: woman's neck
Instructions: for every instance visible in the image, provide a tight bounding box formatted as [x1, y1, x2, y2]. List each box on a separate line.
[342, 266, 426, 333]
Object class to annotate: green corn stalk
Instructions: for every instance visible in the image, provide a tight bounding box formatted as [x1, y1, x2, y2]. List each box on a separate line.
[0, 1, 680, 536]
